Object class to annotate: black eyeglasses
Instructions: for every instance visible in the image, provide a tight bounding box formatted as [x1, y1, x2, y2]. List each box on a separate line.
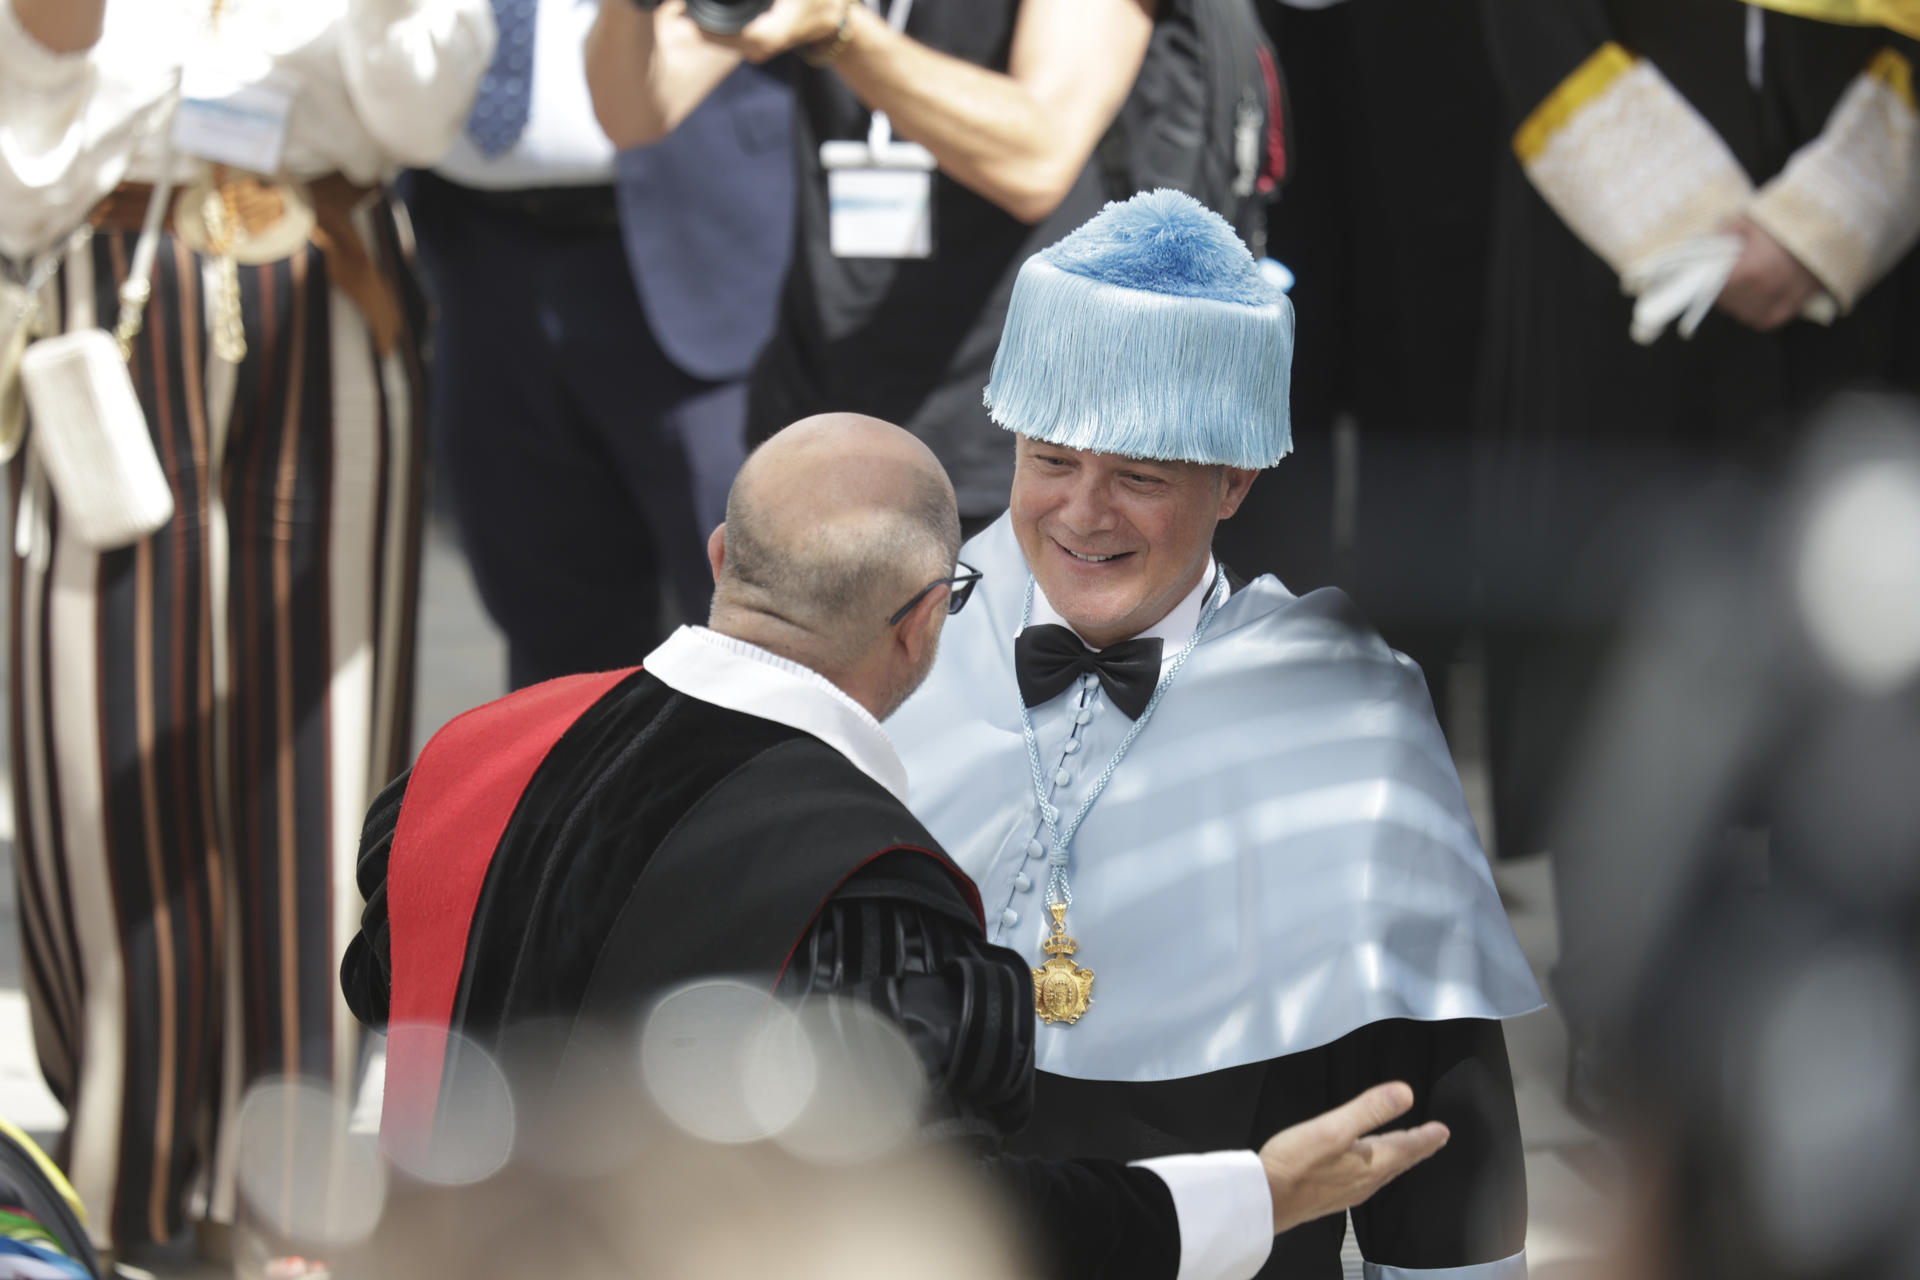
[889, 561, 982, 625]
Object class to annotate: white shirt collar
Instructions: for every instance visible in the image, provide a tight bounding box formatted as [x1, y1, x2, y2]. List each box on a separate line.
[642, 626, 911, 804]
[1027, 557, 1222, 653]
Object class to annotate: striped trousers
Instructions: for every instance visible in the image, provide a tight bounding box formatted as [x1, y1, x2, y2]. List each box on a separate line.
[8, 202, 423, 1250]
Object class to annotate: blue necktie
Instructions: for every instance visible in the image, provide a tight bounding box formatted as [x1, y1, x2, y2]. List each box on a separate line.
[467, 0, 537, 157]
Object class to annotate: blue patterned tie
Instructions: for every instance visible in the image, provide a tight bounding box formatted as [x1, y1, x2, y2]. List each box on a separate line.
[467, 0, 537, 157]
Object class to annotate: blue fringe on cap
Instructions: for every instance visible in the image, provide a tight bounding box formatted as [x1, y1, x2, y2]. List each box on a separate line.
[984, 189, 1294, 468]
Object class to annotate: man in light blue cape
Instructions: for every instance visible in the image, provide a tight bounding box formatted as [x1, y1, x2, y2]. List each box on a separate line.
[888, 190, 1545, 1280]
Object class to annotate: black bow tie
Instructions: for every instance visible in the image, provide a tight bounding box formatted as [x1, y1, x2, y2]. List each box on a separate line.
[1014, 624, 1163, 720]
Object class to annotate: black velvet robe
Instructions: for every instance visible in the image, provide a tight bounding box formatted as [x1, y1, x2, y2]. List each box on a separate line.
[342, 670, 1184, 1280]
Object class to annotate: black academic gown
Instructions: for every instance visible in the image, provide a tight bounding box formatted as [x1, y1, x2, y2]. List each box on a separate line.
[1474, 0, 1920, 862]
[1213, 0, 1503, 730]
[342, 669, 1184, 1280]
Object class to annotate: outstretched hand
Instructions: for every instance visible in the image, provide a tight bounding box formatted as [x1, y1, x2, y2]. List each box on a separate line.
[1257, 1082, 1450, 1235]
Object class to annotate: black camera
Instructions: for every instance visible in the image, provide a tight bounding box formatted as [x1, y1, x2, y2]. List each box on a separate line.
[629, 0, 774, 35]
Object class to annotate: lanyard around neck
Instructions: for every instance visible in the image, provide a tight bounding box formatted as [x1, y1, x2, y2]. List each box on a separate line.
[864, 0, 916, 151]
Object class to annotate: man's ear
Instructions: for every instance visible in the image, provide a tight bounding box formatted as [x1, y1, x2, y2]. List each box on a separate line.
[1217, 468, 1259, 520]
[707, 524, 727, 585]
[897, 583, 950, 667]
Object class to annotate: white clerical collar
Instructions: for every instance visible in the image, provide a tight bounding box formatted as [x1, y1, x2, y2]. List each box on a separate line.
[1027, 557, 1221, 653]
[642, 626, 910, 803]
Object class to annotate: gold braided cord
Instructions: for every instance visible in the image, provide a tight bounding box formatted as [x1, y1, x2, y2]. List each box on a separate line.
[199, 184, 249, 364]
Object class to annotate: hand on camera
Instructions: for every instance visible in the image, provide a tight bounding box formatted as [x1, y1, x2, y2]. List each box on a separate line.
[699, 0, 850, 63]
[1257, 1081, 1450, 1235]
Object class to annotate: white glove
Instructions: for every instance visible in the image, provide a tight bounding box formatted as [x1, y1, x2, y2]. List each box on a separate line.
[1623, 233, 1838, 346]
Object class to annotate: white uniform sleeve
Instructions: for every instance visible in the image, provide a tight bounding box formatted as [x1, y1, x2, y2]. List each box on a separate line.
[338, 0, 497, 168]
[0, 2, 113, 257]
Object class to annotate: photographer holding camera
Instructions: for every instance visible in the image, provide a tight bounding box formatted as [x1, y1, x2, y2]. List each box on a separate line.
[587, 0, 1157, 528]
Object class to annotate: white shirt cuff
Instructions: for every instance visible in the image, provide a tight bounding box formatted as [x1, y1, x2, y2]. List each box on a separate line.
[1131, 1150, 1274, 1280]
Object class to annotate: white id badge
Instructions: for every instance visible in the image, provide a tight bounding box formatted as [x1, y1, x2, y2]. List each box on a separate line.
[821, 112, 937, 259]
[172, 63, 299, 174]
[826, 168, 934, 258]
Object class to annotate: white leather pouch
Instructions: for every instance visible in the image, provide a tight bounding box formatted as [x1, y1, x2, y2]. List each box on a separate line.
[13, 93, 182, 552]
[18, 329, 174, 549]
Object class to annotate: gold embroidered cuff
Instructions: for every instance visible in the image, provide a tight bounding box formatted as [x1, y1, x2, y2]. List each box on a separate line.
[1514, 43, 1754, 278]
[1747, 48, 1920, 312]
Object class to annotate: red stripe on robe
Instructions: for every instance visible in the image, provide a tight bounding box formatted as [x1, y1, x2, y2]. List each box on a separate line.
[382, 667, 637, 1151]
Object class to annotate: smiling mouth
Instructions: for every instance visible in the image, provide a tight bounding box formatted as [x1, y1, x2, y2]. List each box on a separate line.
[1057, 541, 1131, 564]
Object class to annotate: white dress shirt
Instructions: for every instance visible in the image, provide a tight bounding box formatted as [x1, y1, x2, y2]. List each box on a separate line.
[0, 0, 496, 258]
[643, 625, 1275, 1280]
[433, 0, 617, 190]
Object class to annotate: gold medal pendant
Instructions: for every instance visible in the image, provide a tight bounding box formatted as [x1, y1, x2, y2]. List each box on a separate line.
[1032, 903, 1095, 1025]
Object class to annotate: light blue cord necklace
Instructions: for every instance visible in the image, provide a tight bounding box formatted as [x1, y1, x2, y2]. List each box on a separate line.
[1016, 566, 1230, 910]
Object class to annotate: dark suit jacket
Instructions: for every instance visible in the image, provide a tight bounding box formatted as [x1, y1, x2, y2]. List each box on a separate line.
[615, 63, 796, 383]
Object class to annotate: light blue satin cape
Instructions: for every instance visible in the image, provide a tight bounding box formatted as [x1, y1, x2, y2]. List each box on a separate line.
[888, 515, 1544, 1083]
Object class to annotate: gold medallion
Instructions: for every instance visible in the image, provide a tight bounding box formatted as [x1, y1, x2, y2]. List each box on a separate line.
[1032, 903, 1095, 1025]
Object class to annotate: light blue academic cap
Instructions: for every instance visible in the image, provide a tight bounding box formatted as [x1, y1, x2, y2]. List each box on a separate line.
[983, 189, 1294, 469]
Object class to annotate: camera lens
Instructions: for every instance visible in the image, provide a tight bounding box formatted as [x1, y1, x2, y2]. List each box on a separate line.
[683, 0, 774, 34]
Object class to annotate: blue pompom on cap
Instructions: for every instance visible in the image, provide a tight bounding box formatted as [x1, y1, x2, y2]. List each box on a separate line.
[984, 189, 1294, 469]
[1044, 187, 1274, 306]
